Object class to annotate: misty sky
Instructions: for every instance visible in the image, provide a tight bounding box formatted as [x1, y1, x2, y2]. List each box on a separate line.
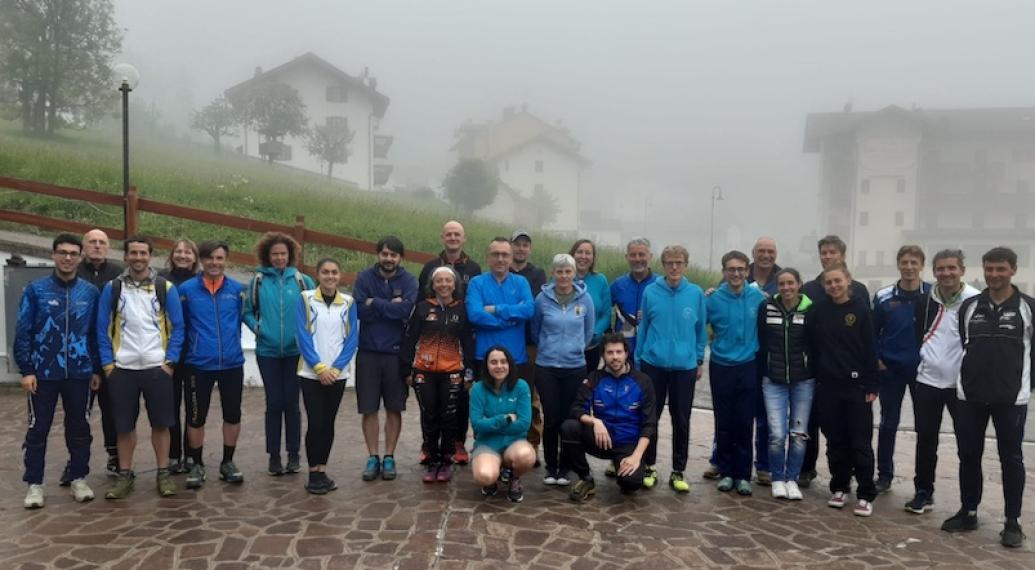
[113, 0, 1035, 265]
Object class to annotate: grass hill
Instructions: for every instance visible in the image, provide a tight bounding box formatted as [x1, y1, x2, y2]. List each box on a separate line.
[0, 121, 717, 286]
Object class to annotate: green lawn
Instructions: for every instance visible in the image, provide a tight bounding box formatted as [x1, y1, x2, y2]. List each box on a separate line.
[0, 121, 717, 286]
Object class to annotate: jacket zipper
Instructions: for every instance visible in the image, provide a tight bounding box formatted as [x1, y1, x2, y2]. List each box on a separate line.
[212, 286, 222, 369]
[278, 276, 285, 354]
[64, 284, 70, 377]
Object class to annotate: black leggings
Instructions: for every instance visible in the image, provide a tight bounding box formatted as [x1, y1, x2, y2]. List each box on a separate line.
[413, 370, 463, 464]
[169, 365, 191, 460]
[536, 365, 586, 474]
[300, 377, 346, 466]
[187, 367, 244, 428]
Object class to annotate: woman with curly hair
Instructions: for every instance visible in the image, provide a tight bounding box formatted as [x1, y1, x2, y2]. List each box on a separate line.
[243, 232, 315, 476]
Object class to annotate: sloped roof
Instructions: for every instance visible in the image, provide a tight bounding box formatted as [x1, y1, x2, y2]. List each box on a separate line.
[804, 105, 1035, 152]
[453, 110, 589, 165]
[225, 52, 390, 118]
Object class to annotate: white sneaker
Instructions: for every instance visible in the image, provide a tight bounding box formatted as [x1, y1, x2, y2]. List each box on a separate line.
[24, 484, 44, 509]
[785, 481, 803, 501]
[555, 474, 571, 486]
[827, 491, 846, 508]
[70, 478, 94, 502]
[771, 481, 788, 499]
[543, 474, 558, 486]
[853, 499, 873, 517]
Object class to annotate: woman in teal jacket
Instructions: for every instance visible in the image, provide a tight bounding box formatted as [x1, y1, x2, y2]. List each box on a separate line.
[470, 345, 535, 503]
[570, 239, 612, 370]
[243, 232, 315, 477]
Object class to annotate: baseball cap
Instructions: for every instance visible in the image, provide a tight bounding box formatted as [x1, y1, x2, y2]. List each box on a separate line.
[511, 229, 532, 242]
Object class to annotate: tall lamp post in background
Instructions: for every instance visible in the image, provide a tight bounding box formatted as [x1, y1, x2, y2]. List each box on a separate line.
[708, 185, 724, 270]
[112, 63, 139, 236]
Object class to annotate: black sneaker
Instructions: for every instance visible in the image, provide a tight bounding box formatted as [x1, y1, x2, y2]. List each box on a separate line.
[285, 454, 302, 474]
[268, 455, 284, 476]
[507, 477, 524, 503]
[106, 454, 119, 477]
[168, 457, 189, 475]
[305, 473, 331, 495]
[904, 491, 934, 514]
[499, 468, 513, 485]
[1001, 520, 1026, 548]
[941, 509, 979, 533]
[797, 470, 817, 488]
[875, 477, 892, 494]
[59, 462, 72, 487]
[481, 483, 498, 497]
[219, 461, 244, 484]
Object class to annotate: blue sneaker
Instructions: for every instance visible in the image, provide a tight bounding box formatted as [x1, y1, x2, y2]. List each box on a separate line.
[381, 456, 397, 481]
[362, 456, 381, 481]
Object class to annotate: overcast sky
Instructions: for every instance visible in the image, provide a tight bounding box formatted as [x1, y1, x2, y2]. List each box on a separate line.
[113, 0, 1035, 261]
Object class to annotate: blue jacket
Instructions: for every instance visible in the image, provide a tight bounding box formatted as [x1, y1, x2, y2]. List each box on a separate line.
[470, 378, 532, 454]
[707, 282, 766, 366]
[873, 281, 931, 373]
[352, 265, 418, 354]
[570, 367, 657, 446]
[576, 272, 612, 346]
[531, 282, 595, 368]
[635, 277, 707, 370]
[243, 266, 315, 358]
[610, 271, 658, 357]
[14, 274, 100, 380]
[466, 272, 534, 363]
[178, 275, 246, 371]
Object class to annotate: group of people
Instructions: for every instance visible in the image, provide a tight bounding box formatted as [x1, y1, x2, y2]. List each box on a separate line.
[14, 222, 1031, 549]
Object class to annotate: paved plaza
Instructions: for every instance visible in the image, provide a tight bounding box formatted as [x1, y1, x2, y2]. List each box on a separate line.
[0, 385, 1032, 569]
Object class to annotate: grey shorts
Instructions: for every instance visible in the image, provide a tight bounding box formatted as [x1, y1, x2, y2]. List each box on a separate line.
[356, 350, 408, 414]
[109, 367, 175, 433]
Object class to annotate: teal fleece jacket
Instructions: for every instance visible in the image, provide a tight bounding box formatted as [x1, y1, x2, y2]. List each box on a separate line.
[243, 266, 316, 358]
[470, 378, 532, 454]
[635, 277, 707, 370]
[706, 282, 765, 366]
[576, 272, 612, 346]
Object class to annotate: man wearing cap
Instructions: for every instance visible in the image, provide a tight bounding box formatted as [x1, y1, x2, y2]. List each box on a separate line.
[510, 229, 547, 461]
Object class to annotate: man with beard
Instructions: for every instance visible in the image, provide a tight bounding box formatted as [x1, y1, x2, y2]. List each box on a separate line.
[353, 236, 418, 481]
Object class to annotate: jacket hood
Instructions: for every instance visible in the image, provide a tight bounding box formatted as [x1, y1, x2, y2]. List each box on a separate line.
[715, 281, 755, 300]
[659, 276, 688, 293]
[773, 293, 813, 312]
[256, 265, 301, 278]
[541, 280, 588, 302]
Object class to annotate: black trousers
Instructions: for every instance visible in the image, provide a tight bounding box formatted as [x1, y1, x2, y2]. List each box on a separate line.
[561, 419, 644, 492]
[912, 382, 961, 495]
[95, 376, 117, 456]
[413, 370, 463, 464]
[169, 365, 191, 461]
[536, 365, 586, 474]
[819, 389, 877, 501]
[300, 377, 345, 467]
[641, 363, 696, 471]
[802, 385, 822, 475]
[955, 399, 1027, 519]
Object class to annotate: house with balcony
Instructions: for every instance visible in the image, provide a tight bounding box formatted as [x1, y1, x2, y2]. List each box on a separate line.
[224, 52, 393, 190]
[452, 107, 589, 234]
[805, 105, 1035, 294]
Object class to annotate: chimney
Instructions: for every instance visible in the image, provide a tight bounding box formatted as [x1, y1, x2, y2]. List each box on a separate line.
[254, 66, 263, 78]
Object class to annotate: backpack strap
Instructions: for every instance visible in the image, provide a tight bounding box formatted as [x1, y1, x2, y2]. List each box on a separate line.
[249, 272, 264, 321]
[109, 278, 123, 337]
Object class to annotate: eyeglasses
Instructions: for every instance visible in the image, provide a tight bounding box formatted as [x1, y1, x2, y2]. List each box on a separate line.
[53, 251, 80, 258]
[725, 267, 748, 274]
[662, 260, 686, 267]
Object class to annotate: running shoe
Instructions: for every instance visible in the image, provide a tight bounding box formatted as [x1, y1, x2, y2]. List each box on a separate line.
[755, 470, 772, 486]
[481, 483, 499, 497]
[268, 455, 285, 477]
[507, 477, 524, 503]
[642, 465, 658, 489]
[784, 481, 803, 501]
[285, 454, 302, 474]
[670, 472, 690, 493]
[362, 456, 381, 481]
[185, 464, 206, 489]
[453, 442, 470, 465]
[105, 471, 135, 500]
[904, 491, 934, 514]
[771, 481, 788, 499]
[875, 476, 892, 494]
[853, 499, 873, 517]
[569, 478, 596, 502]
[24, 484, 44, 509]
[827, 491, 847, 509]
[436, 463, 452, 482]
[1001, 520, 1026, 548]
[702, 463, 721, 480]
[422, 464, 438, 483]
[941, 509, 979, 532]
[499, 468, 512, 485]
[555, 472, 571, 486]
[156, 470, 177, 497]
[70, 478, 95, 503]
[219, 461, 244, 484]
[382, 456, 397, 481]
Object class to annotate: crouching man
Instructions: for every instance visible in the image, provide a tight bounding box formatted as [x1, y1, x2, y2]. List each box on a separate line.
[562, 333, 656, 501]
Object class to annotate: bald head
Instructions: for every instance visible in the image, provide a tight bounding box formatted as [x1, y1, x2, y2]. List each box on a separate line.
[441, 220, 466, 257]
[752, 237, 777, 270]
[83, 229, 111, 265]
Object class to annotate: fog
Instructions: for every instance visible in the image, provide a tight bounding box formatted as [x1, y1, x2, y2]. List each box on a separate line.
[113, 0, 1035, 272]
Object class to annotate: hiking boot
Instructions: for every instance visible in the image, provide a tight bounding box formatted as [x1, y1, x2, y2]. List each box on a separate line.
[381, 456, 397, 481]
[827, 491, 847, 509]
[481, 483, 499, 497]
[156, 470, 177, 497]
[798, 469, 817, 488]
[285, 454, 301, 474]
[756, 470, 772, 486]
[24, 484, 44, 509]
[268, 455, 284, 477]
[219, 461, 243, 484]
[569, 478, 596, 502]
[362, 456, 381, 481]
[785, 481, 803, 501]
[771, 481, 788, 499]
[735, 479, 753, 496]
[105, 471, 135, 500]
[702, 463, 721, 480]
[1001, 520, 1026, 548]
[453, 442, 470, 465]
[422, 464, 438, 483]
[904, 491, 934, 514]
[642, 465, 658, 489]
[59, 462, 72, 487]
[185, 463, 206, 489]
[507, 477, 524, 503]
[717, 476, 734, 492]
[853, 499, 873, 517]
[875, 476, 892, 494]
[941, 510, 979, 533]
[670, 472, 690, 493]
[436, 463, 452, 483]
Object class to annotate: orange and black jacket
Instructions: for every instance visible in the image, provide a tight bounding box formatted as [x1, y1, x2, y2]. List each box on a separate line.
[401, 298, 475, 376]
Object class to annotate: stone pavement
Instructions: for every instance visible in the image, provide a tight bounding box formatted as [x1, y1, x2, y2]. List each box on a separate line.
[0, 386, 1032, 569]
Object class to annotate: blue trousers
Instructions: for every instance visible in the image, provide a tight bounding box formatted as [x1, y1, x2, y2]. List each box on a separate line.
[23, 378, 92, 485]
[710, 361, 757, 481]
[876, 367, 914, 480]
[257, 355, 301, 457]
[763, 378, 815, 482]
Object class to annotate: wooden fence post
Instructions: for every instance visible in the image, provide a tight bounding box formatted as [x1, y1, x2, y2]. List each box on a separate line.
[293, 214, 306, 266]
[126, 185, 139, 238]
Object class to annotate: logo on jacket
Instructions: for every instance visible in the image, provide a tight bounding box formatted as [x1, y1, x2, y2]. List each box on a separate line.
[575, 304, 585, 317]
[682, 307, 694, 320]
[425, 312, 439, 322]
[844, 313, 857, 327]
[47, 299, 59, 306]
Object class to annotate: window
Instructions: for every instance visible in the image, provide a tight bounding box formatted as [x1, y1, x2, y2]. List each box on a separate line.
[875, 251, 885, 266]
[326, 85, 348, 102]
[326, 116, 348, 130]
[535, 160, 543, 173]
[1018, 180, 1030, 194]
[859, 211, 869, 226]
[895, 211, 905, 227]
[860, 179, 870, 194]
[896, 179, 906, 193]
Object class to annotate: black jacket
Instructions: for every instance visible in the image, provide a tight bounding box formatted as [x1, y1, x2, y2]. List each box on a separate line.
[77, 259, 123, 291]
[807, 296, 879, 400]
[400, 298, 475, 377]
[958, 287, 1035, 405]
[802, 275, 870, 309]
[757, 294, 815, 383]
[417, 251, 482, 296]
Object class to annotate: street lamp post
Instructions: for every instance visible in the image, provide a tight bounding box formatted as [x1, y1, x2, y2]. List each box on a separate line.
[708, 185, 724, 270]
[112, 63, 139, 237]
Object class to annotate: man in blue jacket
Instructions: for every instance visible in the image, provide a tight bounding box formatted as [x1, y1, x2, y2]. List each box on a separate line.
[17, 233, 101, 508]
[467, 237, 535, 368]
[178, 240, 247, 489]
[353, 236, 418, 482]
[635, 244, 706, 493]
[872, 245, 930, 493]
[707, 250, 766, 496]
[610, 237, 658, 362]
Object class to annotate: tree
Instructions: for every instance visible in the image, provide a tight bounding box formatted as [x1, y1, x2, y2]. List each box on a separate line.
[444, 159, 497, 215]
[191, 96, 237, 153]
[236, 82, 307, 162]
[0, 0, 123, 135]
[304, 123, 353, 179]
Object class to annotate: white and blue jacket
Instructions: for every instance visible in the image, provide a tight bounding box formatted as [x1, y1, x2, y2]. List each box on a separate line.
[295, 289, 359, 381]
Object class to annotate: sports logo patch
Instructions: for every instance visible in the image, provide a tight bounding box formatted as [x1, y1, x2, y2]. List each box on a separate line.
[844, 313, 857, 327]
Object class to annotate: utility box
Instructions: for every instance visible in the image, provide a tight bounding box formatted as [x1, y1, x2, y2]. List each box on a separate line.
[4, 263, 53, 374]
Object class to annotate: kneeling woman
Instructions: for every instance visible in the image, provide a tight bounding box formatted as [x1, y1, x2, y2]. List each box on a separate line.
[295, 258, 359, 494]
[470, 346, 535, 502]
